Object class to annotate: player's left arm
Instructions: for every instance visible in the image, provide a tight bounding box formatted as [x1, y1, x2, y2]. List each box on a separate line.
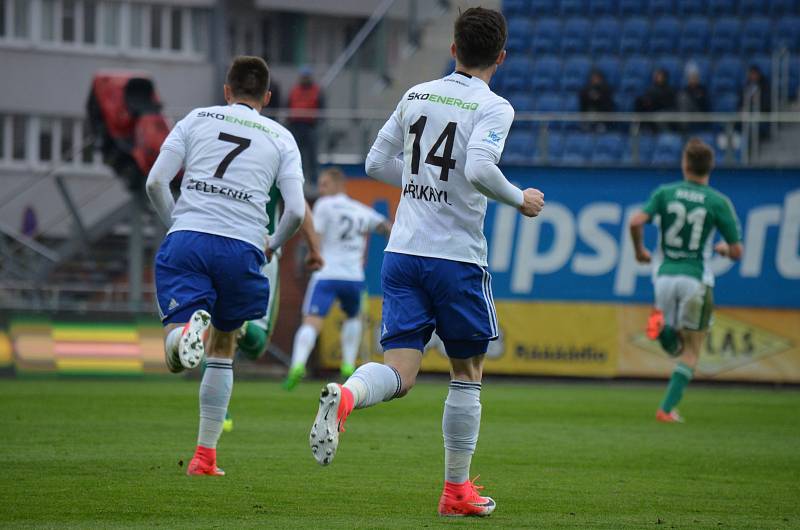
[146, 117, 187, 226]
[713, 196, 744, 260]
[629, 188, 660, 264]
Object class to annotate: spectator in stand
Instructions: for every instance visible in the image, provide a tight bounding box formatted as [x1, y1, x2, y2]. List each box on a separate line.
[288, 66, 324, 183]
[740, 65, 771, 138]
[677, 63, 710, 132]
[579, 70, 615, 131]
[636, 68, 677, 131]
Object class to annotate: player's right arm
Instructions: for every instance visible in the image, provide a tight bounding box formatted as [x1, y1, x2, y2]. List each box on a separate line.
[365, 99, 404, 188]
[629, 187, 662, 264]
[267, 136, 306, 258]
[713, 195, 744, 261]
[464, 100, 543, 217]
[301, 201, 324, 270]
[146, 117, 188, 226]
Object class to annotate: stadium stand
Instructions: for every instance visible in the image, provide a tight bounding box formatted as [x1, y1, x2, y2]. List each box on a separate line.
[496, 0, 800, 166]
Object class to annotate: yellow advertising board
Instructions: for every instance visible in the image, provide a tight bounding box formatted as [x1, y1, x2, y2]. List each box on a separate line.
[318, 298, 800, 383]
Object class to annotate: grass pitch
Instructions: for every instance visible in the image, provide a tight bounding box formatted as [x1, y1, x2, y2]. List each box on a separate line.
[0, 378, 798, 529]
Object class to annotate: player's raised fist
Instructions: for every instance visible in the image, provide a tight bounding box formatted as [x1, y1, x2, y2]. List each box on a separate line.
[519, 188, 544, 218]
[635, 247, 652, 264]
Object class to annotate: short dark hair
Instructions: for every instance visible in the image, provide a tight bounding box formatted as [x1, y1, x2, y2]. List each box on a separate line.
[454, 7, 507, 69]
[226, 56, 270, 101]
[320, 167, 346, 183]
[684, 138, 714, 177]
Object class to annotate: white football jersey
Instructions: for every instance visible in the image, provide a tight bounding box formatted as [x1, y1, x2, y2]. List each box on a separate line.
[312, 193, 386, 281]
[376, 71, 513, 266]
[161, 103, 304, 250]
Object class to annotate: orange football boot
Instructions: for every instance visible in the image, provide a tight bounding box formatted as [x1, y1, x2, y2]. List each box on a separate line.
[656, 409, 684, 423]
[438, 476, 496, 517]
[186, 446, 225, 476]
[646, 309, 665, 340]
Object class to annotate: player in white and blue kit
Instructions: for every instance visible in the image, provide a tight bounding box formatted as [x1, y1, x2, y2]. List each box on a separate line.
[145, 56, 306, 476]
[285, 167, 391, 389]
[307, 9, 544, 516]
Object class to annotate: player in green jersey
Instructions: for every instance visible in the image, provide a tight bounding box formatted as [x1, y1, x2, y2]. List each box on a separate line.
[629, 138, 743, 423]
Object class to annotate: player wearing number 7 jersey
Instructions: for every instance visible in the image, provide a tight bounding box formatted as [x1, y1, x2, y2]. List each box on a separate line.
[307, 8, 544, 517]
[629, 138, 743, 424]
[145, 56, 306, 476]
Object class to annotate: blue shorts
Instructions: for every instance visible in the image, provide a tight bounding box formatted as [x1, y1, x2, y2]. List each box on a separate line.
[155, 230, 269, 332]
[303, 277, 364, 318]
[380, 252, 498, 359]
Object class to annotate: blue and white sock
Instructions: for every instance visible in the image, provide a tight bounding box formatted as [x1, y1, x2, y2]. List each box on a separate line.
[343, 362, 402, 409]
[442, 380, 482, 484]
[197, 357, 233, 448]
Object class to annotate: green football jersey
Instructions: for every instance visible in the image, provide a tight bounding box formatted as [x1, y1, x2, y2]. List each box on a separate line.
[643, 180, 741, 281]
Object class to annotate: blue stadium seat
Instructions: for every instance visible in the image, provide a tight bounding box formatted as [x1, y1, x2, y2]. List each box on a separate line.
[680, 17, 710, 56]
[560, 0, 587, 15]
[714, 91, 739, 112]
[739, 0, 770, 14]
[595, 55, 622, 89]
[532, 18, 562, 54]
[532, 56, 562, 91]
[615, 91, 636, 111]
[590, 17, 620, 55]
[561, 17, 591, 54]
[656, 56, 683, 85]
[677, 0, 707, 14]
[652, 133, 684, 164]
[490, 68, 507, 92]
[502, 131, 538, 165]
[775, 17, 800, 51]
[545, 131, 565, 162]
[589, 0, 616, 15]
[530, 0, 558, 14]
[770, 0, 799, 15]
[619, 0, 646, 14]
[507, 18, 535, 53]
[592, 133, 626, 163]
[503, 0, 531, 15]
[508, 92, 536, 112]
[790, 58, 800, 96]
[504, 57, 535, 91]
[626, 134, 656, 164]
[708, 0, 737, 15]
[710, 17, 741, 55]
[649, 0, 676, 14]
[687, 57, 712, 83]
[621, 56, 653, 97]
[536, 92, 564, 111]
[741, 17, 772, 54]
[563, 132, 595, 163]
[747, 55, 773, 81]
[620, 18, 650, 55]
[712, 56, 745, 94]
[562, 55, 593, 91]
[650, 17, 681, 55]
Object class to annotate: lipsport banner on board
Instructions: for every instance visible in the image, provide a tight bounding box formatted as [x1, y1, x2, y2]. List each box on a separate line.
[318, 167, 800, 382]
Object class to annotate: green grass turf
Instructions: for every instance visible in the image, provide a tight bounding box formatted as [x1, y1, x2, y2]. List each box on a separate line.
[0, 379, 798, 529]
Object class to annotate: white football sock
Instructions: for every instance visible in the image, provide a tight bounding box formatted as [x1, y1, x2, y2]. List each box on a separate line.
[165, 327, 182, 356]
[343, 362, 401, 409]
[442, 380, 482, 484]
[341, 317, 362, 366]
[290, 324, 318, 369]
[197, 357, 233, 449]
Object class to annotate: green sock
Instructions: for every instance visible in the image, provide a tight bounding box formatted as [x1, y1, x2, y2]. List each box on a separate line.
[659, 362, 694, 413]
[237, 322, 267, 360]
[658, 325, 682, 356]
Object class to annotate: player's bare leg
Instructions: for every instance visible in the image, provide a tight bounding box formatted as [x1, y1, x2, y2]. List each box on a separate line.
[438, 354, 495, 517]
[187, 325, 236, 476]
[285, 315, 323, 390]
[309, 348, 420, 466]
[657, 329, 703, 423]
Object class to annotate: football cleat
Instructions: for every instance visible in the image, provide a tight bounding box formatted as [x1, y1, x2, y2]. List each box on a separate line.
[186, 446, 225, 476]
[656, 409, 684, 423]
[309, 383, 353, 466]
[223, 412, 234, 433]
[283, 365, 306, 391]
[340, 362, 355, 379]
[179, 310, 211, 369]
[646, 308, 665, 340]
[438, 476, 496, 517]
[164, 342, 184, 374]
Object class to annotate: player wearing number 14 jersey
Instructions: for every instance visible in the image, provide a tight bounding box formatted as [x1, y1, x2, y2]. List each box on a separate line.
[146, 56, 306, 475]
[629, 138, 743, 423]
[307, 8, 544, 517]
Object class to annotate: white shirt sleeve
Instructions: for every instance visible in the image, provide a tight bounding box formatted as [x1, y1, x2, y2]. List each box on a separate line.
[365, 98, 405, 187]
[160, 116, 189, 159]
[277, 135, 306, 183]
[145, 149, 183, 226]
[365, 205, 387, 232]
[467, 99, 514, 163]
[268, 178, 305, 251]
[311, 198, 327, 234]
[464, 149, 524, 208]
